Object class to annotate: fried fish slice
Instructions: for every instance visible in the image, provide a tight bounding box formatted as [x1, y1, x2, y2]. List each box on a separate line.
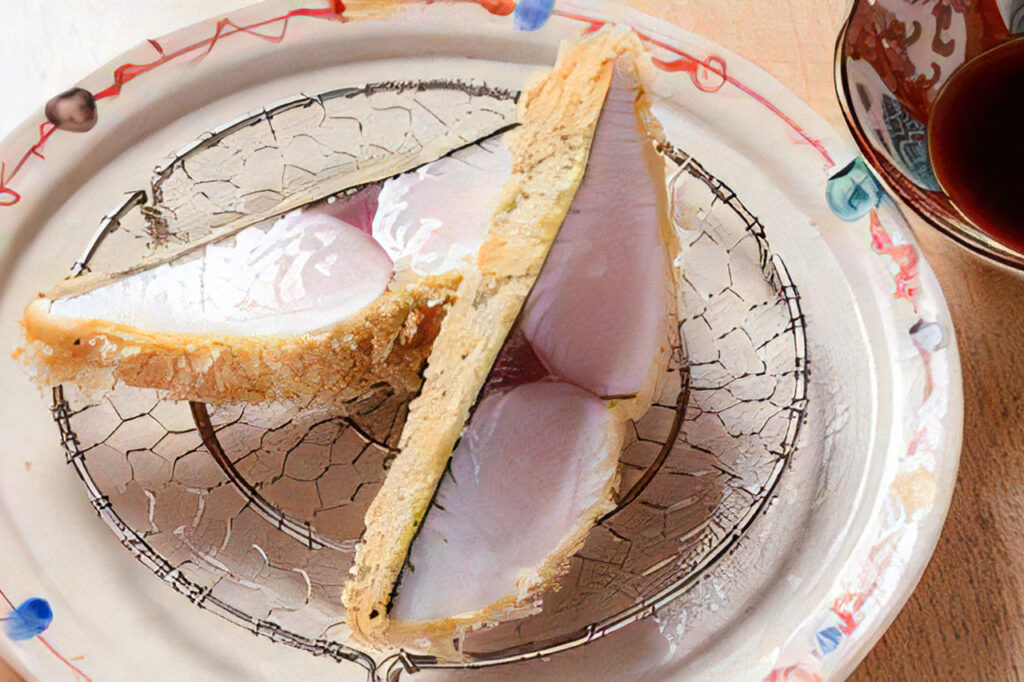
[342, 26, 643, 649]
[384, 61, 679, 655]
[392, 380, 625, 624]
[17, 134, 514, 406]
[19, 274, 455, 407]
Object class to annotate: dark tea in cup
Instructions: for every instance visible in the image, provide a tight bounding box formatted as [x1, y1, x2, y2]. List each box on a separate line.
[928, 38, 1024, 253]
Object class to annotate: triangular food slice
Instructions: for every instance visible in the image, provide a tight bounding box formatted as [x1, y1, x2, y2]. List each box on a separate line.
[18, 135, 512, 405]
[386, 62, 678, 653]
[394, 380, 625, 624]
[342, 27, 672, 651]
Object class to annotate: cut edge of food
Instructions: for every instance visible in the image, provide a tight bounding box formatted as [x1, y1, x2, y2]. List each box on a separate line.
[518, 63, 680, 422]
[378, 45, 682, 657]
[47, 118, 518, 303]
[16, 124, 517, 405]
[341, 26, 648, 652]
[385, 380, 626, 633]
[16, 273, 457, 406]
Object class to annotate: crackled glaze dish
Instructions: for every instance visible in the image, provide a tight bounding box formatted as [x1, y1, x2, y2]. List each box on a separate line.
[835, 0, 1024, 269]
[0, 1, 962, 680]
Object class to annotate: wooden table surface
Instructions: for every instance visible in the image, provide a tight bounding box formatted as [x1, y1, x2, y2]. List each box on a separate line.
[2, 2, 1022, 680]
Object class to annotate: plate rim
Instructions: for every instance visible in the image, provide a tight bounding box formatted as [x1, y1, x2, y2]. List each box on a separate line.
[0, 2, 963, 680]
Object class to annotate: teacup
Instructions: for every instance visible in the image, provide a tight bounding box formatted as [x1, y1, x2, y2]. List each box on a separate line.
[834, 0, 1024, 269]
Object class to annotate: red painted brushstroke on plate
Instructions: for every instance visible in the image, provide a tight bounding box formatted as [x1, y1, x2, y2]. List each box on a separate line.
[37, 635, 93, 682]
[869, 208, 919, 309]
[0, 2, 346, 208]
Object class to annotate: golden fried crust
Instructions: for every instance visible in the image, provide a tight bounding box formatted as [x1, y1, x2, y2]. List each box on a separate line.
[342, 26, 643, 652]
[16, 275, 458, 406]
[381, 68, 681, 653]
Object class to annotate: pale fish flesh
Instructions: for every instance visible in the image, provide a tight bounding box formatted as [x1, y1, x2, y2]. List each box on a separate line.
[522, 68, 675, 406]
[372, 135, 511, 277]
[393, 381, 623, 621]
[48, 212, 395, 337]
[18, 135, 512, 404]
[345, 31, 679, 655]
[341, 28, 643, 648]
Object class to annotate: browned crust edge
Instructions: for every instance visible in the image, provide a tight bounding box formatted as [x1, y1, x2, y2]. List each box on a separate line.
[341, 26, 642, 653]
[15, 274, 458, 406]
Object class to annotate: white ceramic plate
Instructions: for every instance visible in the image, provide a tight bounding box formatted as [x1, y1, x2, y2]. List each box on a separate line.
[0, 2, 962, 680]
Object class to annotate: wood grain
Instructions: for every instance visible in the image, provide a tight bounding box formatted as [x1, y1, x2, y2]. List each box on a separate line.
[0, 658, 20, 682]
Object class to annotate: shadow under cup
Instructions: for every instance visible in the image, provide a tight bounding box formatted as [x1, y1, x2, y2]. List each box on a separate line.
[835, 0, 1024, 271]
